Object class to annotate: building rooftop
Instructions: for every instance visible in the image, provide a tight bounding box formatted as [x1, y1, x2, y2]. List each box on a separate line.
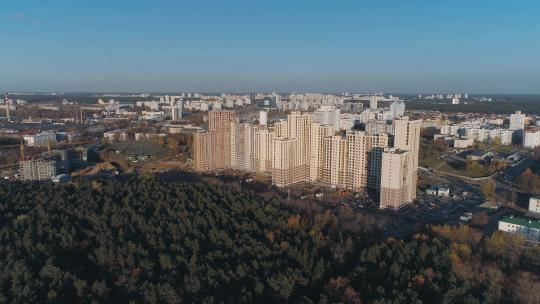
[500, 216, 540, 230]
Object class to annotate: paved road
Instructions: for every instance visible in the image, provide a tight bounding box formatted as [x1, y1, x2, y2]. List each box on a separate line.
[498, 156, 534, 183]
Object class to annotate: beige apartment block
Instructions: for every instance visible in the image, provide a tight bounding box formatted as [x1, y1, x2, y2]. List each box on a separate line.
[393, 118, 421, 171]
[230, 122, 256, 172]
[208, 110, 236, 169]
[286, 112, 312, 181]
[193, 131, 217, 171]
[321, 135, 348, 188]
[253, 127, 275, 174]
[379, 148, 413, 209]
[393, 118, 421, 201]
[309, 123, 334, 181]
[272, 137, 304, 186]
[346, 131, 389, 191]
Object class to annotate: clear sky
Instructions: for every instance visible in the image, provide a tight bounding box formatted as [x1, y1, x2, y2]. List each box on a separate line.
[1, 0, 539, 93]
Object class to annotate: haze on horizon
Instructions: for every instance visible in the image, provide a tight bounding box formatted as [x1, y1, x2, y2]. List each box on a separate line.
[1, 0, 539, 94]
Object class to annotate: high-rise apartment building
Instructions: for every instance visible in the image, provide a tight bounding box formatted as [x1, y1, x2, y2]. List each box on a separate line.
[192, 110, 419, 208]
[285, 112, 312, 181]
[321, 135, 348, 188]
[365, 120, 388, 135]
[389, 101, 405, 119]
[253, 128, 274, 173]
[230, 122, 256, 172]
[193, 110, 236, 171]
[347, 131, 389, 191]
[309, 123, 335, 181]
[379, 148, 413, 209]
[369, 96, 378, 110]
[272, 137, 302, 187]
[380, 118, 421, 208]
[274, 120, 288, 137]
[208, 110, 236, 131]
[313, 105, 340, 129]
[193, 131, 217, 171]
[209, 110, 236, 169]
[509, 111, 526, 131]
[394, 118, 421, 172]
[315, 131, 389, 191]
[259, 110, 268, 126]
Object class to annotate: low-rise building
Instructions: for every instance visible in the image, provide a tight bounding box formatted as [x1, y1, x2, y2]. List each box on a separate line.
[453, 137, 474, 149]
[524, 129, 540, 149]
[104, 130, 128, 142]
[529, 196, 540, 213]
[23, 132, 57, 147]
[426, 188, 438, 196]
[499, 216, 540, 242]
[437, 187, 450, 198]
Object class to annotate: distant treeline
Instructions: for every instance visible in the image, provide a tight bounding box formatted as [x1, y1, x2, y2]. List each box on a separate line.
[407, 99, 540, 115]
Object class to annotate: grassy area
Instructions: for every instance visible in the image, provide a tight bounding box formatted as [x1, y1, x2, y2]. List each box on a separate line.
[419, 155, 444, 169]
[475, 142, 529, 154]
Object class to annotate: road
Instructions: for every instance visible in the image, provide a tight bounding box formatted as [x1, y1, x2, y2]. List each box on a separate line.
[497, 156, 534, 184]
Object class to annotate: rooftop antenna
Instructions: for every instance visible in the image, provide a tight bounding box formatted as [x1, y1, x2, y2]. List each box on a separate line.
[4, 93, 10, 122]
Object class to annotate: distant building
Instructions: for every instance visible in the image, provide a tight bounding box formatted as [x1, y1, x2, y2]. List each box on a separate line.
[365, 120, 388, 135]
[499, 216, 540, 242]
[41, 147, 89, 173]
[164, 124, 202, 134]
[389, 101, 405, 119]
[259, 110, 268, 126]
[509, 111, 526, 131]
[369, 96, 378, 110]
[313, 105, 340, 129]
[23, 132, 57, 147]
[453, 137, 474, 149]
[171, 101, 182, 120]
[104, 130, 128, 142]
[452, 98, 460, 105]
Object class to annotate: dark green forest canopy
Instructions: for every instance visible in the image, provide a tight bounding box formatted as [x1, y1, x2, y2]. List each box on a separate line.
[407, 99, 540, 115]
[1, 178, 539, 303]
[0, 178, 362, 303]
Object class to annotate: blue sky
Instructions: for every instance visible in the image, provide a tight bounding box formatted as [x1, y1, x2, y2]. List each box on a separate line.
[1, 0, 539, 93]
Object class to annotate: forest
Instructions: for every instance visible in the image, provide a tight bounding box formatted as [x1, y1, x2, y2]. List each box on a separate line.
[1, 176, 539, 303]
[406, 99, 540, 115]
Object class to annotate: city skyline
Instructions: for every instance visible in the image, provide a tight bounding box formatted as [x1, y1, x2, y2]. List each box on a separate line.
[1, 0, 540, 93]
